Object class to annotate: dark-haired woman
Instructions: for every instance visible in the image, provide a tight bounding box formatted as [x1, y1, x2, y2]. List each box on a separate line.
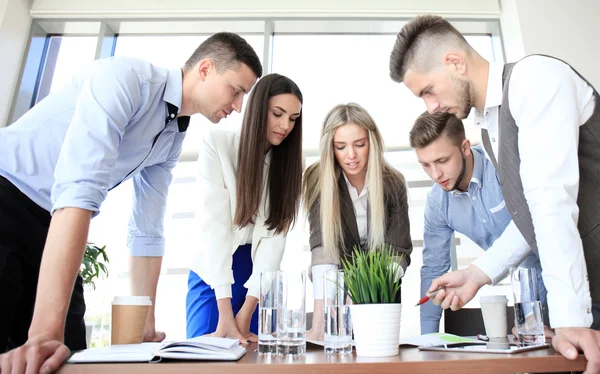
[186, 74, 303, 342]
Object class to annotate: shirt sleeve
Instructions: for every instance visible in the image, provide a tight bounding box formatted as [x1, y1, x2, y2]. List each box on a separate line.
[194, 131, 235, 300]
[127, 132, 185, 257]
[472, 220, 532, 284]
[312, 264, 339, 300]
[245, 235, 287, 300]
[508, 56, 593, 328]
[420, 195, 454, 335]
[51, 61, 142, 215]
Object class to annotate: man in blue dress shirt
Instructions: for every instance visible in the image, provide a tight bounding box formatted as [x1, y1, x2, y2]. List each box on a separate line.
[410, 111, 547, 335]
[0, 32, 261, 373]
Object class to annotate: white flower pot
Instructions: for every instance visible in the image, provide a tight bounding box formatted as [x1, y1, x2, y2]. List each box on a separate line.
[351, 303, 402, 357]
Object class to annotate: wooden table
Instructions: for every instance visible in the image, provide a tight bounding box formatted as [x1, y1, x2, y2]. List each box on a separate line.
[57, 343, 586, 374]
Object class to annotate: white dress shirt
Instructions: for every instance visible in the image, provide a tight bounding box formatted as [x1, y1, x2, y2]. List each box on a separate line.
[472, 56, 595, 328]
[343, 172, 369, 243]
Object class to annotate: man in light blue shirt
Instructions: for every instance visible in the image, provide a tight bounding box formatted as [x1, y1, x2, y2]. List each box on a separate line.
[409, 111, 547, 334]
[0, 32, 261, 373]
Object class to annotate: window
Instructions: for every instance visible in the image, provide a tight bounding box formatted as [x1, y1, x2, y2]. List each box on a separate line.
[35, 36, 98, 103]
[271, 31, 503, 337]
[13, 19, 505, 344]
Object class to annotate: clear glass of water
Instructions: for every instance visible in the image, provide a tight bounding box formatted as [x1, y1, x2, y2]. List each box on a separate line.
[510, 267, 546, 345]
[276, 271, 307, 357]
[323, 270, 353, 354]
[258, 271, 278, 354]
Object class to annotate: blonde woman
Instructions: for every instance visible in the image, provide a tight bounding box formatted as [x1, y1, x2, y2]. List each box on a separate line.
[303, 103, 412, 340]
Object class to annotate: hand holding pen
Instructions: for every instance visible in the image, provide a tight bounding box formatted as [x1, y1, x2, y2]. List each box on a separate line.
[414, 286, 445, 307]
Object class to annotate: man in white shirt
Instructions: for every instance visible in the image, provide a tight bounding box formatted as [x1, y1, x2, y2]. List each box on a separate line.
[389, 15, 600, 372]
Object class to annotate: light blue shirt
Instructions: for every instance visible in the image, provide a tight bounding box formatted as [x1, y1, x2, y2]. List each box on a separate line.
[0, 57, 189, 256]
[420, 146, 546, 334]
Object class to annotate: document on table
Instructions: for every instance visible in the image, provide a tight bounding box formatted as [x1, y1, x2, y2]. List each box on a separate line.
[399, 333, 482, 347]
[308, 333, 479, 348]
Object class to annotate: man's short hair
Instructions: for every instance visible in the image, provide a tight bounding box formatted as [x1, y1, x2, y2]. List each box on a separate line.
[409, 111, 466, 148]
[184, 32, 262, 78]
[389, 15, 469, 83]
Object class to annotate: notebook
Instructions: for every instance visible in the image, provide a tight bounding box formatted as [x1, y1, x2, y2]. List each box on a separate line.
[68, 336, 246, 363]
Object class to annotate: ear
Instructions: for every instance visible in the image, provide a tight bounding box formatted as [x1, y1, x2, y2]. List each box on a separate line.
[443, 52, 467, 76]
[461, 138, 471, 157]
[197, 59, 214, 82]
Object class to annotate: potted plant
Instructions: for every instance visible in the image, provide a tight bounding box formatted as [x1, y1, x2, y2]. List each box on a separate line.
[80, 242, 109, 347]
[341, 245, 404, 357]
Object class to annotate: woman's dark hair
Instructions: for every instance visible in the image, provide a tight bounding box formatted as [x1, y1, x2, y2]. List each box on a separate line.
[234, 74, 303, 234]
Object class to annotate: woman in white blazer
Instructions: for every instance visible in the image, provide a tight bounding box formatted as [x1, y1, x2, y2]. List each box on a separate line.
[186, 74, 303, 341]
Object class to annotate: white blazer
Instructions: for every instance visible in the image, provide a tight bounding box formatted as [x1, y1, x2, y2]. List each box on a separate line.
[190, 129, 287, 300]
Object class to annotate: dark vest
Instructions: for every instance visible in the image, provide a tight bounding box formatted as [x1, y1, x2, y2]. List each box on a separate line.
[481, 55, 600, 302]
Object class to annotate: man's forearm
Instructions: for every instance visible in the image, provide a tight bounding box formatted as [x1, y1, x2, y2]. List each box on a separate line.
[29, 207, 92, 340]
[129, 256, 162, 327]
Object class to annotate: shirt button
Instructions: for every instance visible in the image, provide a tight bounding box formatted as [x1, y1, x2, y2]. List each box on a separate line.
[482, 219, 487, 223]
[587, 308, 592, 314]
[492, 137, 496, 142]
[472, 196, 476, 201]
[170, 113, 175, 118]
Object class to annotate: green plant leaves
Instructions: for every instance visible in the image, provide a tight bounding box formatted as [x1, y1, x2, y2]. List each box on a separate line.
[341, 245, 403, 304]
[80, 242, 110, 290]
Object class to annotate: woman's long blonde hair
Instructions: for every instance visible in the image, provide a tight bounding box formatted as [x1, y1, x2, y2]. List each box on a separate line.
[303, 103, 402, 261]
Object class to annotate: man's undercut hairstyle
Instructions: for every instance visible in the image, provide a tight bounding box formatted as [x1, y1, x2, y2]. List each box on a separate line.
[184, 32, 262, 78]
[389, 15, 470, 83]
[409, 111, 466, 148]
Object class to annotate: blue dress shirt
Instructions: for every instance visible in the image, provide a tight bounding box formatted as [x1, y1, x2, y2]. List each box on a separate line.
[0, 56, 189, 256]
[420, 146, 546, 334]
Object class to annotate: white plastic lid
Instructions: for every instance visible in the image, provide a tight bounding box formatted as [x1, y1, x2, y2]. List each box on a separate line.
[479, 295, 508, 304]
[112, 296, 152, 306]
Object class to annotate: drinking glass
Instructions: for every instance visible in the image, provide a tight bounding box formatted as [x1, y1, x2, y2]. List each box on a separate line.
[323, 270, 353, 354]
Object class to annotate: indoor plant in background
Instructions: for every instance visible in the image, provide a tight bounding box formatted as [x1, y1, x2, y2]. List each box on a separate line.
[80, 242, 109, 347]
[341, 245, 404, 357]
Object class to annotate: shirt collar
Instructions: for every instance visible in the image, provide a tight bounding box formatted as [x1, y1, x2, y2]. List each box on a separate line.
[342, 172, 367, 198]
[450, 148, 483, 196]
[474, 62, 504, 126]
[163, 68, 189, 132]
[264, 148, 272, 166]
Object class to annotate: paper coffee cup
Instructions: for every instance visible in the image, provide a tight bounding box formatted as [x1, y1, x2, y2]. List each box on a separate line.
[111, 296, 151, 345]
[479, 295, 508, 339]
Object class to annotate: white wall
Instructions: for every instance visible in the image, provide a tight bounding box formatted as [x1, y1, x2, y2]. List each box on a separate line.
[0, 0, 8, 24]
[30, 0, 501, 18]
[0, 0, 32, 127]
[498, 0, 525, 62]
[501, 0, 600, 88]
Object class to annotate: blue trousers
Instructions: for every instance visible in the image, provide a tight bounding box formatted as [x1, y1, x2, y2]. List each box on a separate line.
[186, 243, 258, 338]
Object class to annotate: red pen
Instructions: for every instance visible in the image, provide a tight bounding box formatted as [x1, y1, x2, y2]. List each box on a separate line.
[414, 287, 445, 307]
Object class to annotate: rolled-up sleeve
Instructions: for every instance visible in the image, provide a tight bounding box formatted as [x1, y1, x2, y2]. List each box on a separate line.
[52, 62, 141, 215]
[128, 133, 184, 257]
